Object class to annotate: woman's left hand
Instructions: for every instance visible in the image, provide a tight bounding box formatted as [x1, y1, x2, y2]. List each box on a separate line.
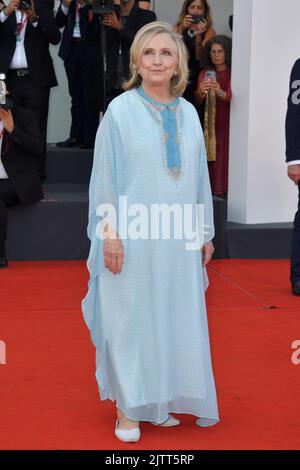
[209, 80, 225, 98]
[209, 79, 221, 93]
[202, 241, 214, 267]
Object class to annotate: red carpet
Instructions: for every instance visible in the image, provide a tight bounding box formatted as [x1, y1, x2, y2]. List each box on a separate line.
[0, 260, 300, 450]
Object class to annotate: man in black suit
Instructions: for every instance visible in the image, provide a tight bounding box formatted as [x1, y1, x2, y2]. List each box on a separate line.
[56, 0, 118, 149]
[103, 0, 156, 103]
[286, 58, 300, 296]
[0, 0, 61, 182]
[0, 95, 43, 268]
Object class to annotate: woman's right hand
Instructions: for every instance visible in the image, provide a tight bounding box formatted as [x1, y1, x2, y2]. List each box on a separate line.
[181, 15, 194, 30]
[5, 0, 19, 16]
[199, 80, 211, 95]
[104, 236, 124, 275]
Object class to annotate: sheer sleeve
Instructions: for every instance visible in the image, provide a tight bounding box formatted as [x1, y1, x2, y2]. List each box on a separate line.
[83, 107, 120, 337]
[87, 106, 120, 274]
[197, 124, 215, 244]
[90, 108, 119, 212]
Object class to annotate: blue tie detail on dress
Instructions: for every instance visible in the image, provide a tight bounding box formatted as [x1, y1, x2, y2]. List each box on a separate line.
[137, 86, 183, 182]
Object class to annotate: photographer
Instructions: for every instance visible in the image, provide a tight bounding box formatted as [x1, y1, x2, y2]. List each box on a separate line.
[175, 0, 215, 108]
[55, 0, 120, 149]
[0, 0, 61, 182]
[103, 0, 156, 103]
[0, 91, 43, 269]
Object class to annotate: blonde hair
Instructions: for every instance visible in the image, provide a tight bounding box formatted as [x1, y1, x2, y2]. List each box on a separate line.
[123, 21, 189, 97]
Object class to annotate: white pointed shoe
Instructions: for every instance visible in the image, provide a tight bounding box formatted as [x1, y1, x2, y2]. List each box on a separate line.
[151, 414, 180, 427]
[114, 419, 141, 443]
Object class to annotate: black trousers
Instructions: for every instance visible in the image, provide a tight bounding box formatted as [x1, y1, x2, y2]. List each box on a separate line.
[6, 72, 50, 182]
[291, 183, 300, 283]
[0, 179, 20, 258]
[64, 42, 101, 145]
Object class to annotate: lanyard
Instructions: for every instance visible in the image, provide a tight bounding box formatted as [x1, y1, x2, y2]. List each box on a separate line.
[15, 14, 28, 41]
[75, 2, 81, 28]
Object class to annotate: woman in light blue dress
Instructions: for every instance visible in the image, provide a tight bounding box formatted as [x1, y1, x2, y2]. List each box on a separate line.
[82, 21, 219, 443]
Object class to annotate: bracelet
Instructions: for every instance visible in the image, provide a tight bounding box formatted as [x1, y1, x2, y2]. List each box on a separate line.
[218, 90, 225, 98]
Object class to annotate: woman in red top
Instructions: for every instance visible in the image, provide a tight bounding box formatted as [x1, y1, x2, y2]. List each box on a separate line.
[195, 35, 232, 196]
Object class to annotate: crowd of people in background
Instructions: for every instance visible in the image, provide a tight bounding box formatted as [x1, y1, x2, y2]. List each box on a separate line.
[55, 0, 156, 150]
[0, 0, 232, 193]
[175, 0, 232, 197]
[0, 0, 233, 267]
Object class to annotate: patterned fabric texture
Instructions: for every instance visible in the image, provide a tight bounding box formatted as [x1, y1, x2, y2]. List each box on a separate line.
[82, 90, 220, 425]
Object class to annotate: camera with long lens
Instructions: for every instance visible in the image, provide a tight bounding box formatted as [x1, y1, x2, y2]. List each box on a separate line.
[19, 0, 32, 10]
[92, 0, 114, 14]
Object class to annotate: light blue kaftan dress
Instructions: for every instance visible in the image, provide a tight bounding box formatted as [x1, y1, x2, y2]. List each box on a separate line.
[82, 87, 220, 426]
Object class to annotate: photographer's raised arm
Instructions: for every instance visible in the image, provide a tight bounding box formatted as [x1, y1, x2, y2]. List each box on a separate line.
[55, 0, 72, 28]
[56, 0, 91, 28]
[121, 9, 156, 45]
[77, 0, 98, 21]
[2, 109, 43, 157]
[29, 1, 61, 45]
[0, 0, 19, 22]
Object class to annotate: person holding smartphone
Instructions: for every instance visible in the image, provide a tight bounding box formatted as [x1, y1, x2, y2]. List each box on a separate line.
[195, 35, 232, 197]
[175, 0, 215, 108]
[0, 0, 61, 181]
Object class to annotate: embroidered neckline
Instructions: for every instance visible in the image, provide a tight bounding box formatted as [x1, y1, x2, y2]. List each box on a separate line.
[134, 88, 185, 184]
[137, 86, 179, 112]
